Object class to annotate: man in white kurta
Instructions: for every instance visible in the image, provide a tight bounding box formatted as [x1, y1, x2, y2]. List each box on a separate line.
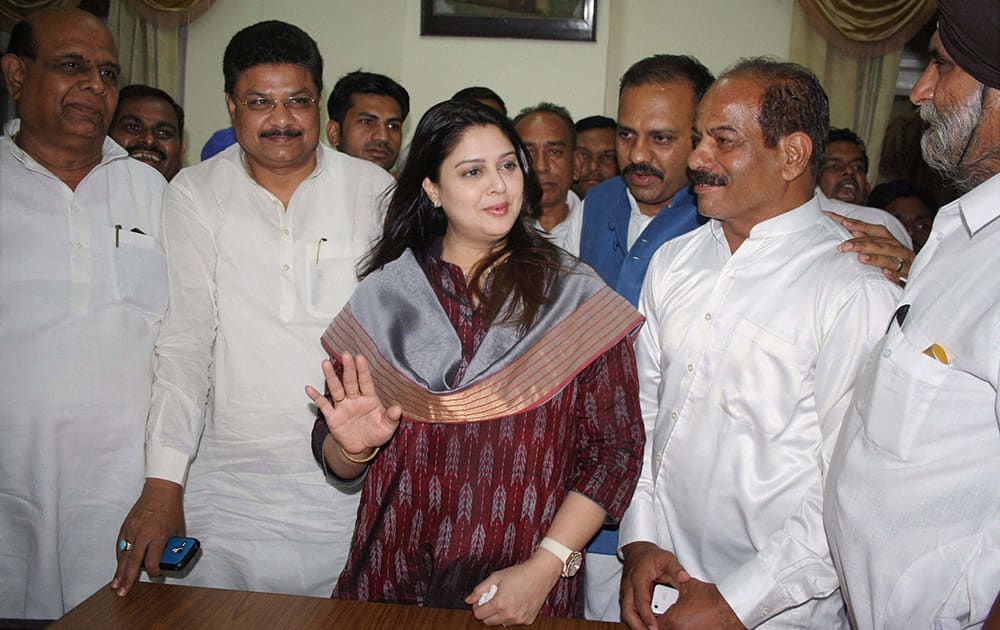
[0, 10, 167, 619]
[150, 142, 390, 595]
[824, 1, 1000, 626]
[533, 190, 582, 254]
[516, 104, 581, 255]
[619, 60, 900, 629]
[112, 21, 394, 598]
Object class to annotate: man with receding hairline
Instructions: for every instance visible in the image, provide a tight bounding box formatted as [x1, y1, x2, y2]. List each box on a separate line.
[0, 8, 168, 618]
[619, 58, 899, 629]
[514, 102, 580, 252]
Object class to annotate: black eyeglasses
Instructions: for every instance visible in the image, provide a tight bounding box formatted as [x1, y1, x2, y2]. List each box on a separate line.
[235, 95, 317, 112]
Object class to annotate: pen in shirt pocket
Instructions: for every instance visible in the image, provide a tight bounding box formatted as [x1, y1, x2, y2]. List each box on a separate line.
[113, 225, 147, 247]
[923, 343, 950, 365]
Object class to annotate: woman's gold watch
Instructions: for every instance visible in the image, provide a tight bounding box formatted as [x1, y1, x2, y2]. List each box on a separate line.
[538, 536, 583, 578]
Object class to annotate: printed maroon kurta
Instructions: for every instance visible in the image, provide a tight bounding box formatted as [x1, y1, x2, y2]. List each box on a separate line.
[312, 252, 643, 617]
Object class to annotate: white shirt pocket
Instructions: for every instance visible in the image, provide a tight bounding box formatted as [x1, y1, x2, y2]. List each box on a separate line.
[303, 243, 358, 320]
[854, 328, 949, 459]
[112, 228, 168, 317]
[717, 318, 812, 435]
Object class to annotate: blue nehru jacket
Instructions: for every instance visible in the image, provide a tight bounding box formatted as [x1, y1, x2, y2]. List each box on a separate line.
[580, 176, 705, 306]
[577, 176, 705, 555]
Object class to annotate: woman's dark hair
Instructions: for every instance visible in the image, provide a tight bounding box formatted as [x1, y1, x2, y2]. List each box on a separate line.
[361, 99, 562, 331]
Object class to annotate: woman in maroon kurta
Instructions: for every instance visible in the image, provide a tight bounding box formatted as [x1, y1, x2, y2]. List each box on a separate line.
[306, 100, 643, 626]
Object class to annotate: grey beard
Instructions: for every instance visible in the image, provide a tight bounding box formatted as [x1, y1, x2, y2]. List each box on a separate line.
[919, 87, 992, 193]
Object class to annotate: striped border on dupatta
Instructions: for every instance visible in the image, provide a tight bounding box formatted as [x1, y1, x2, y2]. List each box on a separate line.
[320, 285, 642, 424]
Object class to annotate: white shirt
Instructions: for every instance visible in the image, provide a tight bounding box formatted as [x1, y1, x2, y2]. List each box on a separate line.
[0, 120, 167, 617]
[816, 188, 914, 249]
[533, 190, 582, 254]
[621, 197, 901, 628]
[825, 173, 1000, 629]
[625, 189, 655, 250]
[144, 143, 393, 595]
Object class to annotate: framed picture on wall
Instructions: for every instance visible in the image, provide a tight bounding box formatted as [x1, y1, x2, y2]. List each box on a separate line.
[421, 0, 596, 42]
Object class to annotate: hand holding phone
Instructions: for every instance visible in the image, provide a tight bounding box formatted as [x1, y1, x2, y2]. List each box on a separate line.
[651, 583, 679, 615]
[158, 536, 200, 571]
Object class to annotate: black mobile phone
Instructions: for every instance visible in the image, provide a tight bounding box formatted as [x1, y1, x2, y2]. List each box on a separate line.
[159, 536, 200, 571]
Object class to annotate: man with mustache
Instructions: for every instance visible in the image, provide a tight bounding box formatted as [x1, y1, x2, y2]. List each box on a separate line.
[824, 0, 1000, 626]
[561, 54, 715, 622]
[109, 84, 184, 180]
[572, 115, 618, 199]
[112, 20, 393, 599]
[514, 102, 581, 252]
[326, 70, 409, 171]
[0, 8, 168, 620]
[566, 55, 713, 306]
[619, 58, 900, 629]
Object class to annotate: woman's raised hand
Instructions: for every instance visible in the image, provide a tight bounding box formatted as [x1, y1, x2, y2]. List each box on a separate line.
[305, 352, 402, 454]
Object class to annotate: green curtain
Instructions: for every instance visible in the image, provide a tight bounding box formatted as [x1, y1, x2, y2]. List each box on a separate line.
[790, 0, 937, 184]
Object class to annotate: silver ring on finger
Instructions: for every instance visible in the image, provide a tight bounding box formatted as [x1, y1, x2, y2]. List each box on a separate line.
[118, 538, 134, 553]
[894, 256, 905, 273]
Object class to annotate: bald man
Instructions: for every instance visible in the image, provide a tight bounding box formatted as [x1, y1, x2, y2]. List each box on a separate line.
[0, 9, 167, 619]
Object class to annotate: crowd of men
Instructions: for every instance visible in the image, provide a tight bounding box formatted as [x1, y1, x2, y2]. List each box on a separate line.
[1, 1, 997, 628]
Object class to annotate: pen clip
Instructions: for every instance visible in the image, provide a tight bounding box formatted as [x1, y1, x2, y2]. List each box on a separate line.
[114, 224, 122, 248]
[316, 237, 327, 264]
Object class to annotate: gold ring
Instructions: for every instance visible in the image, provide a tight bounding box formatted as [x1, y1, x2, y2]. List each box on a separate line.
[332, 396, 345, 404]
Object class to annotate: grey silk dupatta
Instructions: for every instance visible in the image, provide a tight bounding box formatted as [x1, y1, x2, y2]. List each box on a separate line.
[321, 249, 642, 423]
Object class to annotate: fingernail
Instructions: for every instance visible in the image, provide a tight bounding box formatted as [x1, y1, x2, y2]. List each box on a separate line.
[117, 587, 126, 597]
[859, 254, 870, 262]
[110, 579, 118, 589]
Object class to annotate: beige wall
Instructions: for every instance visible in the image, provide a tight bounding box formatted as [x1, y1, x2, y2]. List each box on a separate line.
[182, 0, 794, 164]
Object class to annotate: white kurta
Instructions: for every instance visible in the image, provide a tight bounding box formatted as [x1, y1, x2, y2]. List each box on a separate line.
[532, 189, 582, 255]
[825, 173, 1000, 629]
[144, 144, 393, 595]
[0, 120, 168, 618]
[816, 188, 914, 250]
[620, 198, 901, 628]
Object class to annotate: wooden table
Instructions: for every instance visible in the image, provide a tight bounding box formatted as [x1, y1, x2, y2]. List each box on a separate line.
[51, 582, 626, 629]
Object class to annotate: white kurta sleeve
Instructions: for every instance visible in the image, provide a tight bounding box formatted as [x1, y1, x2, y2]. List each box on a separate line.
[144, 179, 219, 485]
[619, 253, 668, 551]
[717, 274, 900, 627]
[561, 197, 585, 259]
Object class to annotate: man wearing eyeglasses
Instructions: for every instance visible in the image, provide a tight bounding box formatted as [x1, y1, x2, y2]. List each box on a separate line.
[112, 20, 393, 599]
[0, 9, 168, 620]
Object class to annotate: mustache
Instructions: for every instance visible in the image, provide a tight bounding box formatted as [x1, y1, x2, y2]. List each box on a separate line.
[259, 128, 303, 138]
[622, 162, 664, 180]
[688, 168, 729, 186]
[126, 145, 166, 161]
